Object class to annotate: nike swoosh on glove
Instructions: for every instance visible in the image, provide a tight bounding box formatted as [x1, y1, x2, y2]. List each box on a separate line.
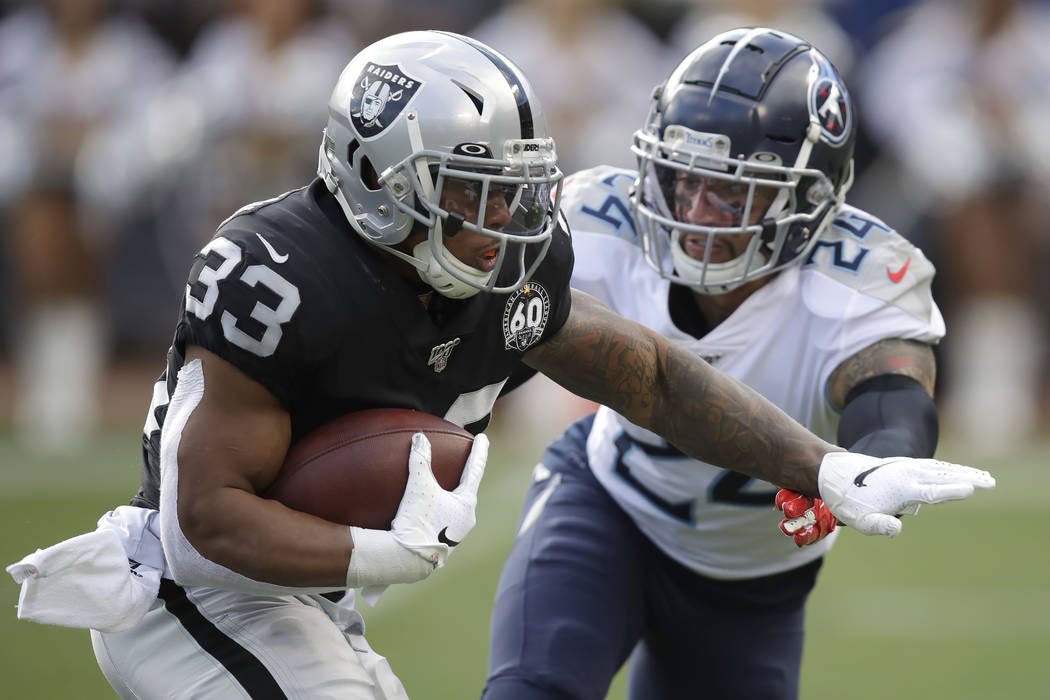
[390, 432, 489, 568]
[775, 489, 837, 547]
[818, 453, 996, 537]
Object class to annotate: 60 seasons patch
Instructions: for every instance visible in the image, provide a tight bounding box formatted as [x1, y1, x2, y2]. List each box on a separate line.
[503, 282, 550, 351]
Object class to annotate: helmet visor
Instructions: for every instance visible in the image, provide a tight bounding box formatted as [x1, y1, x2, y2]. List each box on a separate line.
[666, 171, 783, 229]
[436, 172, 554, 238]
[384, 138, 563, 294]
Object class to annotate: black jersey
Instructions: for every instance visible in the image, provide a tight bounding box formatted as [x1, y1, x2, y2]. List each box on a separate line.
[132, 179, 574, 509]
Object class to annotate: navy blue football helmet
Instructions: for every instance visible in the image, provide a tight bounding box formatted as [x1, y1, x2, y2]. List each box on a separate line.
[631, 27, 856, 293]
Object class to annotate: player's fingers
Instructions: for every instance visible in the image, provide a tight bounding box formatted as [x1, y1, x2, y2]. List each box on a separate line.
[792, 525, 820, 547]
[938, 464, 997, 490]
[782, 494, 815, 519]
[897, 502, 921, 517]
[455, 433, 489, 497]
[910, 460, 997, 490]
[913, 481, 976, 505]
[780, 510, 816, 535]
[407, 433, 435, 482]
[814, 501, 838, 532]
[855, 512, 903, 538]
[775, 489, 814, 517]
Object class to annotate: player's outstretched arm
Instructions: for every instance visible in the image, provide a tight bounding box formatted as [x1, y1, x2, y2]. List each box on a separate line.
[523, 289, 833, 495]
[524, 290, 995, 535]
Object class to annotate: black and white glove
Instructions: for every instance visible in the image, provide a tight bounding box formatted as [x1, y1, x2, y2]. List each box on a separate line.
[818, 453, 995, 538]
[346, 432, 489, 589]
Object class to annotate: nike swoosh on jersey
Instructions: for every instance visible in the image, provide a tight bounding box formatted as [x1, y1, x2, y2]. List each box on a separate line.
[853, 464, 885, 487]
[256, 232, 289, 264]
[437, 527, 461, 547]
[887, 257, 910, 283]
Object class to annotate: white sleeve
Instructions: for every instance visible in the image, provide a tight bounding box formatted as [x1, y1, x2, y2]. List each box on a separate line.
[158, 359, 337, 594]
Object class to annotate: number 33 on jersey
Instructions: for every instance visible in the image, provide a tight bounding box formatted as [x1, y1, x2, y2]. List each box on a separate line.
[186, 235, 301, 358]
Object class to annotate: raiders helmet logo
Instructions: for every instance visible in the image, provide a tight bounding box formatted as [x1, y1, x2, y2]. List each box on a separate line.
[349, 63, 423, 139]
[810, 76, 851, 146]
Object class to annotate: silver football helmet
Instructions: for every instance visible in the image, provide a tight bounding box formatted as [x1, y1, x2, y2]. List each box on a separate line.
[631, 27, 856, 294]
[318, 31, 563, 299]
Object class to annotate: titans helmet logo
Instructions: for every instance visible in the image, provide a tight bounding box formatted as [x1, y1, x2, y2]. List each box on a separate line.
[349, 63, 422, 139]
[810, 76, 851, 146]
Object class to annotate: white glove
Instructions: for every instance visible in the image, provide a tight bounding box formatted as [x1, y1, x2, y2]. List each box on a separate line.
[345, 432, 488, 590]
[389, 431, 489, 569]
[818, 452, 996, 538]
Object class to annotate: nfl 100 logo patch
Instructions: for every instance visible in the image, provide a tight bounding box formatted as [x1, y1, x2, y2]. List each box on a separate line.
[349, 62, 423, 139]
[427, 337, 461, 373]
[503, 282, 550, 351]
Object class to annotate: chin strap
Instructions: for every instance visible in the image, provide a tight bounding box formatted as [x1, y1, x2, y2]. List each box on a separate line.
[319, 122, 493, 300]
[405, 109, 484, 299]
[319, 128, 472, 298]
[669, 231, 770, 294]
[411, 241, 486, 299]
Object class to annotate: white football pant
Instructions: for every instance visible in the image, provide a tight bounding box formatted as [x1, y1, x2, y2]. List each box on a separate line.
[91, 584, 408, 699]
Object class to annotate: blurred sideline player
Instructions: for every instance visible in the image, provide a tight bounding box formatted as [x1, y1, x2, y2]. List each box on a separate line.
[8, 30, 991, 700]
[485, 28, 945, 700]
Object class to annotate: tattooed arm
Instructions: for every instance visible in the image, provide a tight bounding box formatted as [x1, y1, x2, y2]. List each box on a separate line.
[523, 289, 837, 495]
[826, 338, 936, 409]
[827, 338, 939, 458]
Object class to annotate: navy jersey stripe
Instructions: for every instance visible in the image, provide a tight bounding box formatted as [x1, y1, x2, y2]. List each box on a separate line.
[438, 31, 534, 139]
[158, 580, 288, 699]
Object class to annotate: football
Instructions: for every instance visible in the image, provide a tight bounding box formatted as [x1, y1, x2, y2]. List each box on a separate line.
[264, 408, 474, 530]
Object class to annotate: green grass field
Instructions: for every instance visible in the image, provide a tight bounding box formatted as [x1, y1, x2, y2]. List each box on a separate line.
[1, 424, 1047, 699]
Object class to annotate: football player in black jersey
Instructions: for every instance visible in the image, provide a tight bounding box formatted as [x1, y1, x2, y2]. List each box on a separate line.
[7, 31, 994, 699]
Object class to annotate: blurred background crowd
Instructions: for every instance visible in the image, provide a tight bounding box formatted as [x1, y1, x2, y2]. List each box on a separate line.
[0, 0, 1047, 458]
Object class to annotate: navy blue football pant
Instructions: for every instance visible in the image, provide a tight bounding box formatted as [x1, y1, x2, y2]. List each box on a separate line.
[483, 415, 822, 700]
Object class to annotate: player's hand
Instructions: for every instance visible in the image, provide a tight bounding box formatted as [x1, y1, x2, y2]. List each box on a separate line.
[389, 432, 489, 569]
[775, 489, 837, 547]
[817, 453, 995, 537]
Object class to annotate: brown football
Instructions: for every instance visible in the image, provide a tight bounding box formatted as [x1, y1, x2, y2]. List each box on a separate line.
[264, 408, 474, 530]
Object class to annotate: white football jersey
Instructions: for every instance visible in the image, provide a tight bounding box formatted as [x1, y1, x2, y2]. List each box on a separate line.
[562, 165, 945, 580]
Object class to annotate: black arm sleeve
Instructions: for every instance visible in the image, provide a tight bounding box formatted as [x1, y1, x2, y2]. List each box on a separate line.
[837, 374, 939, 458]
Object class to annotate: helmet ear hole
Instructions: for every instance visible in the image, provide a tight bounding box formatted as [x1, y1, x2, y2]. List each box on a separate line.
[360, 156, 381, 192]
[804, 179, 833, 206]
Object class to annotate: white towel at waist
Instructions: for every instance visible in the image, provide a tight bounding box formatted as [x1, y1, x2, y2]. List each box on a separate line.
[6, 506, 164, 633]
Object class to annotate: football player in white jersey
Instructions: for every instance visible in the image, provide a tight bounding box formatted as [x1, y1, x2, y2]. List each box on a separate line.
[485, 28, 951, 700]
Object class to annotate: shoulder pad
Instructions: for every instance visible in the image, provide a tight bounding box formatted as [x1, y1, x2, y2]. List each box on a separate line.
[213, 225, 316, 287]
[802, 205, 937, 321]
[215, 186, 308, 230]
[560, 165, 639, 244]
